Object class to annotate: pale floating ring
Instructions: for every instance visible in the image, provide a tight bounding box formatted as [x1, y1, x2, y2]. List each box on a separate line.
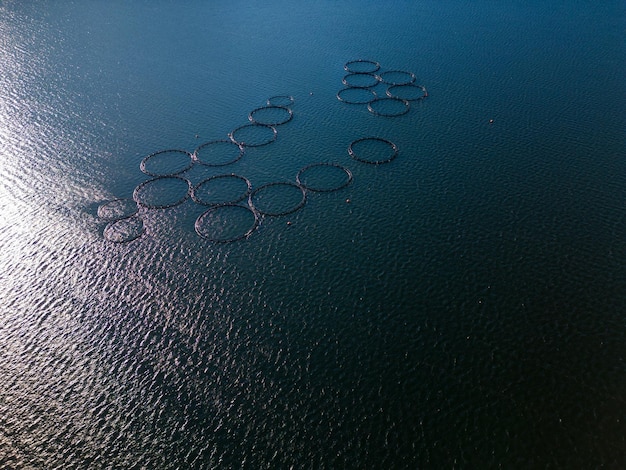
[267, 95, 295, 107]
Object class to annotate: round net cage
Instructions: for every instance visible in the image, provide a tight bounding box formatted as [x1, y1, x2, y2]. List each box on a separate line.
[348, 137, 399, 165]
[337, 87, 377, 104]
[341, 72, 380, 89]
[386, 83, 428, 101]
[378, 70, 416, 86]
[248, 105, 293, 126]
[140, 149, 193, 177]
[195, 204, 259, 243]
[193, 140, 244, 167]
[133, 176, 192, 209]
[344, 59, 381, 74]
[367, 97, 410, 117]
[267, 95, 294, 107]
[229, 123, 277, 147]
[191, 174, 252, 206]
[296, 163, 353, 192]
[248, 182, 307, 216]
[97, 198, 138, 221]
[103, 215, 144, 243]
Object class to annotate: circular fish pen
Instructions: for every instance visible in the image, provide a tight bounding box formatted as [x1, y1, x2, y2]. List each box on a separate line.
[195, 204, 259, 243]
[337, 87, 377, 104]
[386, 83, 428, 101]
[97, 198, 138, 221]
[341, 72, 380, 89]
[378, 70, 416, 86]
[191, 174, 252, 206]
[193, 140, 244, 167]
[367, 97, 410, 117]
[103, 215, 145, 243]
[248, 182, 307, 216]
[266, 95, 294, 107]
[296, 163, 353, 192]
[248, 105, 293, 126]
[140, 149, 193, 177]
[133, 176, 192, 209]
[229, 123, 277, 147]
[344, 59, 381, 74]
[348, 137, 399, 165]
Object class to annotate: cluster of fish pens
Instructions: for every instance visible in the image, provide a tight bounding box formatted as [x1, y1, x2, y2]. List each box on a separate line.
[337, 58, 428, 114]
[96, 60, 427, 244]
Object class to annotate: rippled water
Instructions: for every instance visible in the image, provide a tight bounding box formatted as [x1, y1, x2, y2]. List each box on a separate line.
[1, 1, 625, 468]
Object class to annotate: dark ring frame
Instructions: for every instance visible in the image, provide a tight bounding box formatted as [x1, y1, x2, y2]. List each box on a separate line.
[377, 70, 417, 86]
[341, 72, 380, 89]
[191, 174, 252, 206]
[296, 163, 353, 192]
[248, 105, 293, 126]
[344, 59, 381, 74]
[140, 149, 193, 177]
[229, 123, 278, 147]
[133, 175, 192, 209]
[348, 137, 399, 165]
[248, 181, 307, 216]
[194, 204, 259, 243]
[193, 140, 244, 167]
[336, 87, 377, 104]
[385, 83, 428, 101]
[367, 97, 411, 117]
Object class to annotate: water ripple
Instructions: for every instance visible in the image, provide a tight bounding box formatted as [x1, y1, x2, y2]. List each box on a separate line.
[1, 0, 626, 468]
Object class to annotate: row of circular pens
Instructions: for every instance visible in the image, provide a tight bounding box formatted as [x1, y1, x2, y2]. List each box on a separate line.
[97, 94, 399, 243]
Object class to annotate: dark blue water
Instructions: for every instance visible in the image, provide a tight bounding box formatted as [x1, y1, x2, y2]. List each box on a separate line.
[1, 1, 625, 468]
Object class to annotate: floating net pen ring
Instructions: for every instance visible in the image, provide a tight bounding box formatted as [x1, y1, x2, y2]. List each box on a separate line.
[139, 149, 193, 177]
[248, 105, 293, 126]
[336, 87, 377, 104]
[385, 83, 428, 101]
[267, 95, 294, 107]
[229, 123, 277, 147]
[97, 198, 139, 221]
[378, 70, 417, 86]
[341, 72, 380, 89]
[367, 97, 410, 117]
[103, 214, 145, 243]
[193, 139, 244, 167]
[248, 182, 307, 216]
[296, 163, 353, 192]
[195, 204, 259, 243]
[191, 174, 252, 206]
[348, 137, 399, 165]
[132, 175, 192, 209]
[344, 59, 381, 74]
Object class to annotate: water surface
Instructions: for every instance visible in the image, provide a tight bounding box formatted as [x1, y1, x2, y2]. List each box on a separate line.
[1, 1, 625, 467]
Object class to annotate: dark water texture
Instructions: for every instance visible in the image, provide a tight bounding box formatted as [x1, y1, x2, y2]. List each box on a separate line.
[1, 1, 625, 468]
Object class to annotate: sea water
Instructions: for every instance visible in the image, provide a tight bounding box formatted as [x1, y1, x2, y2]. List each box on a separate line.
[1, 1, 625, 467]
